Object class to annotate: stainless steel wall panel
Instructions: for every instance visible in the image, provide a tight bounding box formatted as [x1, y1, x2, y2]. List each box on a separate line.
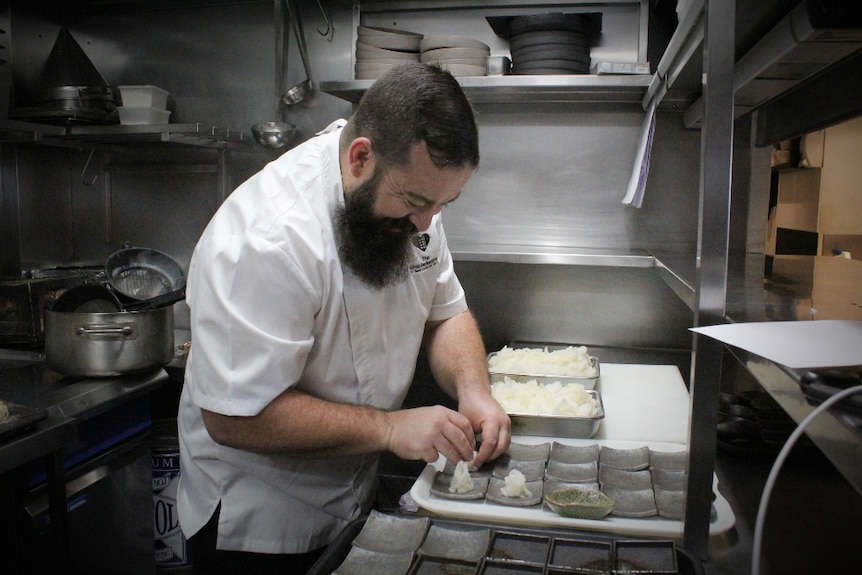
[455, 261, 693, 352]
[15, 145, 77, 269]
[444, 105, 702, 261]
[445, 104, 646, 253]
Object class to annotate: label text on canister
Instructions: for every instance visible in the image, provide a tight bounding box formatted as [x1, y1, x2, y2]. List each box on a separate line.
[153, 450, 190, 567]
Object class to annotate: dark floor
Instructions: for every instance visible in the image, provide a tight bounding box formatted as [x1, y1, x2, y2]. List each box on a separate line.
[704, 441, 862, 575]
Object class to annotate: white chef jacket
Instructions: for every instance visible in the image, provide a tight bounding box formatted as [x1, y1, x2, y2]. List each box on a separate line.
[176, 120, 468, 554]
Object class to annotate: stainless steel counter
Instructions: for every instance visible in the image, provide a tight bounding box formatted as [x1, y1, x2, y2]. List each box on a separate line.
[0, 351, 168, 573]
[1, 361, 166, 421]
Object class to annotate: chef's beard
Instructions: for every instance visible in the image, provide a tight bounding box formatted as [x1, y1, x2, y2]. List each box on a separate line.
[335, 168, 417, 289]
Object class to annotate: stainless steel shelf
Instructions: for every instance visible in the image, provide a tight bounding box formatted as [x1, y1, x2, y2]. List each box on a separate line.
[321, 74, 653, 105]
[0, 120, 251, 150]
[451, 244, 655, 266]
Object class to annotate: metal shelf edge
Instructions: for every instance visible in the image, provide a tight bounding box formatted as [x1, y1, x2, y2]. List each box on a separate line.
[0, 120, 251, 150]
[321, 75, 653, 104]
[452, 247, 655, 267]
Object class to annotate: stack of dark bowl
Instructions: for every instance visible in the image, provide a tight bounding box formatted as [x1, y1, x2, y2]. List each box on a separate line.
[507, 13, 593, 75]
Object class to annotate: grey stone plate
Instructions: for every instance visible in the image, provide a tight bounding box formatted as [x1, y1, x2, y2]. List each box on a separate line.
[505, 441, 551, 462]
[598, 466, 652, 490]
[332, 546, 413, 575]
[652, 468, 687, 490]
[550, 442, 599, 464]
[492, 458, 545, 481]
[486, 477, 544, 507]
[654, 486, 685, 520]
[430, 471, 489, 500]
[418, 524, 490, 561]
[351, 510, 429, 553]
[599, 445, 650, 470]
[546, 459, 598, 482]
[649, 449, 688, 471]
[601, 486, 657, 517]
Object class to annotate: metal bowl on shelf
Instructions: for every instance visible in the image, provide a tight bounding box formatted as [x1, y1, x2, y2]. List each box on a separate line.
[251, 121, 296, 149]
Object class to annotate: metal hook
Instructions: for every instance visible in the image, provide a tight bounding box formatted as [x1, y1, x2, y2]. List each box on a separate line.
[80, 148, 98, 185]
[314, 0, 333, 42]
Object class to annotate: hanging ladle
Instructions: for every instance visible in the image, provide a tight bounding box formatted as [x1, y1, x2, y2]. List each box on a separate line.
[280, 0, 314, 106]
[252, 0, 296, 149]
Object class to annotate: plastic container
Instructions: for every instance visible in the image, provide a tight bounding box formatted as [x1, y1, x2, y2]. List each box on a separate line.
[118, 106, 172, 125]
[118, 85, 169, 109]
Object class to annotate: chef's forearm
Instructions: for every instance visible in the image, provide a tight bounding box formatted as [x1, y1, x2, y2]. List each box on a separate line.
[201, 388, 392, 457]
[424, 308, 491, 400]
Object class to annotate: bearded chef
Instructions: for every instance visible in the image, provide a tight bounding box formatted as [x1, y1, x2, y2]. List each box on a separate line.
[176, 62, 511, 575]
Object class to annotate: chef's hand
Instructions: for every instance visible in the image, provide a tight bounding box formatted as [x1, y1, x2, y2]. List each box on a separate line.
[384, 405, 477, 465]
[458, 391, 511, 469]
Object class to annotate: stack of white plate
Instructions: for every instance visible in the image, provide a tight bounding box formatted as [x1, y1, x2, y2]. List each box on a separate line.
[356, 26, 423, 80]
[419, 35, 490, 77]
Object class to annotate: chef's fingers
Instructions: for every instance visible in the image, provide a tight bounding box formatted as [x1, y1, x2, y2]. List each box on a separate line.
[472, 420, 511, 468]
[440, 411, 477, 463]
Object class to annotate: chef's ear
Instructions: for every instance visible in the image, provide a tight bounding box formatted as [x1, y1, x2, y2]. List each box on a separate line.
[346, 137, 376, 179]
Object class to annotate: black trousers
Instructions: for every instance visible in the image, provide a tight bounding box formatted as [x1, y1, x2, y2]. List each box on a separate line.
[189, 504, 326, 575]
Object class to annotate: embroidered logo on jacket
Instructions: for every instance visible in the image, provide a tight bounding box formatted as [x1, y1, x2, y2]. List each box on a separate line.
[411, 233, 430, 251]
[409, 233, 438, 273]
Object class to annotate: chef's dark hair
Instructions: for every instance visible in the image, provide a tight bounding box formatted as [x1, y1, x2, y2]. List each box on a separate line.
[344, 63, 479, 170]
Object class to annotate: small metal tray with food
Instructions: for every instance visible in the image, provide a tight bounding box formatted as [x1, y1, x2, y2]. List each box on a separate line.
[487, 351, 601, 390]
[508, 389, 605, 438]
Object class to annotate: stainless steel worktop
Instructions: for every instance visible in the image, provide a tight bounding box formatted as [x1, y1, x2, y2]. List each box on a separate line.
[0, 351, 167, 420]
[0, 350, 167, 472]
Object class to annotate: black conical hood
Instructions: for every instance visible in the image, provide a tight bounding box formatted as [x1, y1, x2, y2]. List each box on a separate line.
[36, 27, 112, 102]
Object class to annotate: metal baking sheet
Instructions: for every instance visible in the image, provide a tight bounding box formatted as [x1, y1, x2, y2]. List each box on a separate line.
[410, 437, 736, 539]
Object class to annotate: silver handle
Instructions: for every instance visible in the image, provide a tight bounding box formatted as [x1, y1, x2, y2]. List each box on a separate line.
[76, 324, 135, 338]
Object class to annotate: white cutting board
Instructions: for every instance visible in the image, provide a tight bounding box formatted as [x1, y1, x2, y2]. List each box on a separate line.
[594, 363, 691, 444]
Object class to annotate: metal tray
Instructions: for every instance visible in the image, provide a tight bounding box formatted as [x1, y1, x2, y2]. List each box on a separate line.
[508, 390, 604, 438]
[488, 353, 600, 390]
[0, 399, 48, 442]
[308, 514, 705, 575]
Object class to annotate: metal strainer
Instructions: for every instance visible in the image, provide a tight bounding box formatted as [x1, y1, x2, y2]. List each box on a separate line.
[105, 246, 185, 301]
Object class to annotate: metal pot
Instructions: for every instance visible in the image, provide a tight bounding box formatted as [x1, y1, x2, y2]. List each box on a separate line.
[44, 306, 174, 377]
[49, 283, 123, 313]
